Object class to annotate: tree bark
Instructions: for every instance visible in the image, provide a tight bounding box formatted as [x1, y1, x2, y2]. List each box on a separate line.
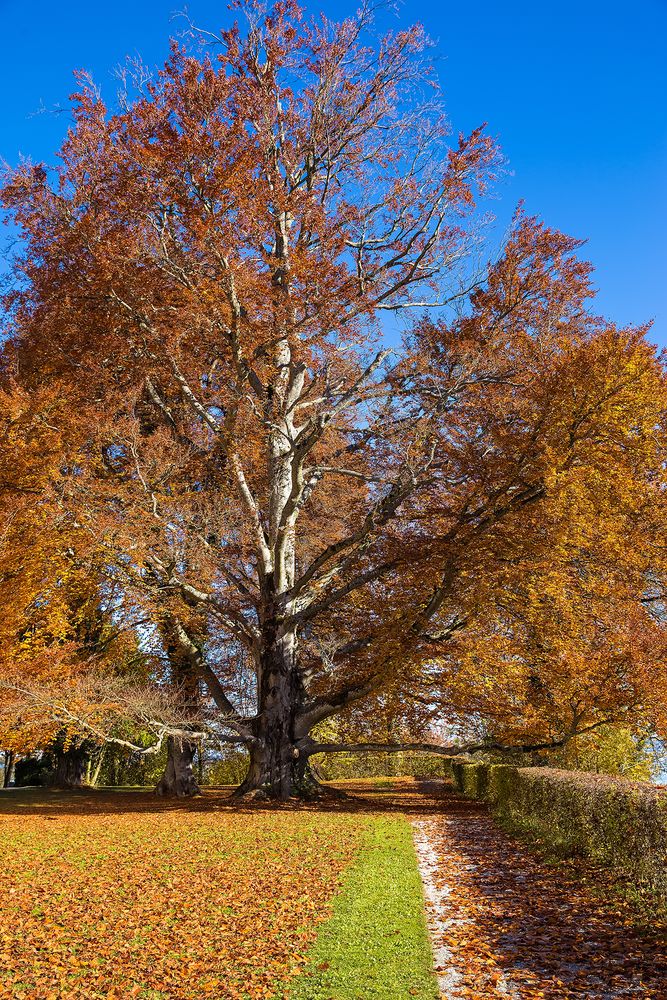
[2, 750, 15, 788]
[197, 744, 204, 786]
[51, 745, 88, 789]
[233, 737, 326, 801]
[154, 615, 202, 797]
[90, 748, 106, 787]
[232, 629, 326, 800]
[155, 736, 200, 797]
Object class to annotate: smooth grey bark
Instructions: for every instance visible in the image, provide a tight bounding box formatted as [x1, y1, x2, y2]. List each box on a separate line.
[2, 750, 14, 788]
[90, 748, 106, 787]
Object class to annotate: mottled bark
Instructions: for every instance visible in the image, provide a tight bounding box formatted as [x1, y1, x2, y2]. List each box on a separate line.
[232, 628, 350, 800]
[233, 628, 316, 799]
[155, 736, 200, 797]
[51, 745, 88, 789]
[234, 737, 324, 801]
[154, 615, 202, 797]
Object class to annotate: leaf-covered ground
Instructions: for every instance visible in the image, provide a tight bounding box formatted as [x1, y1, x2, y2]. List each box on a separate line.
[2, 780, 667, 1000]
[0, 788, 368, 1000]
[413, 785, 667, 999]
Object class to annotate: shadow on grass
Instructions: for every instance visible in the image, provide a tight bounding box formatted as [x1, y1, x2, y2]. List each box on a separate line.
[0, 777, 450, 818]
[2, 779, 666, 996]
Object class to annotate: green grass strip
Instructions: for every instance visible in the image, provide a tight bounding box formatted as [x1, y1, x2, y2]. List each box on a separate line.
[286, 816, 439, 1000]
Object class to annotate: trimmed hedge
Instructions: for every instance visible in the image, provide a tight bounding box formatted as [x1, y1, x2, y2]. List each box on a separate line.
[453, 761, 667, 900]
[313, 752, 454, 782]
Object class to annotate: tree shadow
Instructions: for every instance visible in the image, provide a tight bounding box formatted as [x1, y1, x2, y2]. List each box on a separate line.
[426, 789, 667, 998]
[2, 779, 665, 996]
[0, 777, 447, 817]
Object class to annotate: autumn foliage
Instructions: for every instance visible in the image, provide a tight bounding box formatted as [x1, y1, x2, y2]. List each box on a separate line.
[1, 0, 666, 797]
[0, 789, 365, 998]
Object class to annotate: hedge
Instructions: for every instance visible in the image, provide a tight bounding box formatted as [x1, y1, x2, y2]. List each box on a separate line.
[313, 752, 454, 782]
[452, 761, 667, 900]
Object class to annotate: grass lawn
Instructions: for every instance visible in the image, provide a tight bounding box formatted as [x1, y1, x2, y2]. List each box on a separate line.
[0, 783, 438, 1000]
[285, 816, 439, 1000]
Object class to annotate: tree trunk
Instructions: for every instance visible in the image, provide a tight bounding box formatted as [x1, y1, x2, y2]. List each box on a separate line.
[51, 746, 88, 789]
[232, 633, 342, 801]
[232, 629, 307, 800]
[2, 750, 15, 788]
[154, 615, 202, 797]
[90, 748, 105, 787]
[234, 736, 324, 801]
[155, 737, 200, 797]
[197, 744, 204, 786]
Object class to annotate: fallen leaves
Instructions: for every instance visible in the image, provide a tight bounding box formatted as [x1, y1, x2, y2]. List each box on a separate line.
[3, 780, 665, 1000]
[415, 785, 667, 999]
[0, 789, 367, 999]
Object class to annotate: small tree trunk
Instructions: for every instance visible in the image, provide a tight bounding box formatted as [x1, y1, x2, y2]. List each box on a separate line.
[90, 748, 106, 787]
[155, 617, 202, 797]
[116, 756, 128, 786]
[155, 737, 200, 797]
[2, 750, 15, 788]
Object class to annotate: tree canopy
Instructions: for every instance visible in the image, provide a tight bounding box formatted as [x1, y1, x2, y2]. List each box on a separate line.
[1, 0, 666, 798]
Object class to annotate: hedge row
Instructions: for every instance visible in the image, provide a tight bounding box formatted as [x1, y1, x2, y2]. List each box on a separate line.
[451, 760, 667, 900]
[313, 752, 454, 781]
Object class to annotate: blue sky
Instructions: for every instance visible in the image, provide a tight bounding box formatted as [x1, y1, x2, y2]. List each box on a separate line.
[1, 0, 665, 344]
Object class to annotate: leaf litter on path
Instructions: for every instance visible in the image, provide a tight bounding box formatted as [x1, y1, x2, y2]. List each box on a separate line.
[412, 786, 667, 1000]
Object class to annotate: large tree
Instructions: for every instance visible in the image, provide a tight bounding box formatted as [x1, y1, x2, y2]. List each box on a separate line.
[2, 1, 666, 798]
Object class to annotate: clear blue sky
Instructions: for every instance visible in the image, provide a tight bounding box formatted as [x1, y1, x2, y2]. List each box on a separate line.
[1, 0, 665, 344]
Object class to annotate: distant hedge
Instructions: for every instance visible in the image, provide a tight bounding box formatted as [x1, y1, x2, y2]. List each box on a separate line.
[312, 751, 454, 781]
[452, 760, 667, 900]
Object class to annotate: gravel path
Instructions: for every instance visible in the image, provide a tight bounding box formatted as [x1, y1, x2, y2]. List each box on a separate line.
[411, 786, 667, 1000]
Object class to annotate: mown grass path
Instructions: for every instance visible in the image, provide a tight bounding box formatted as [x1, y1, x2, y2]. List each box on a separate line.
[285, 816, 438, 1000]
